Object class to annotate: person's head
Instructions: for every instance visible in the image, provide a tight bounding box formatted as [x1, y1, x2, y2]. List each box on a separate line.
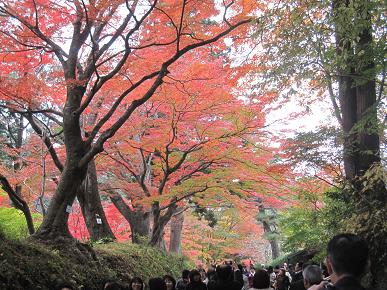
[189, 269, 202, 283]
[216, 264, 232, 281]
[327, 233, 369, 277]
[182, 269, 190, 282]
[163, 275, 176, 290]
[149, 278, 167, 290]
[252, 269, 270, 289]
[267, 266, 273, 274]
[279, 268, 286, 276]
[104, 281, 125, 290]
[198, 268, 207, 281]
[130, 277, 144, 290]
[302, 265, 323, 289]
[54, 281, 75, 290]
[207, 267, 217, 281]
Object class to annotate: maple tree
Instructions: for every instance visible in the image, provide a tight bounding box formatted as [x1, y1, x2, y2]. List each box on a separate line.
[0, 0, 256, 241]
[100, 79, 272, 248]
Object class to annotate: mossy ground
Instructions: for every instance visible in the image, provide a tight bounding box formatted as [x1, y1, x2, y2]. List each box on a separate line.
[0, 233, 190, 290]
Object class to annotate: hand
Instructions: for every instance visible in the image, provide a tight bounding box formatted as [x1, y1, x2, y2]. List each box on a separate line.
[308, 281, 329, 290]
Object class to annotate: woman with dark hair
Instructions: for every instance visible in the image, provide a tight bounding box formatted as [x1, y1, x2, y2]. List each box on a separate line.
[54, 281, 75, 290]
[249, 270, 273, 290]
[163, 275, 176, 290]
[149, 277, 167, 290]
[274, 269, 289, 290]
[129, 277, 144, 290]
[104, 281, 126, 290]
[186, 269, 207, 290]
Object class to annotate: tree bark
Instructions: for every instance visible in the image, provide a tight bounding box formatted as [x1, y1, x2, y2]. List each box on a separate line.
[33, 87, 89, 241]
[169, 207, 184, 254]
[332, 1, 387, 289]
[110, 193, 150, 243]
[33, 162, 87, 240]
[77, 159, 115, 241]
[258, 205, 280, 259]
[150, 202, 177, 248]
[261, 218, 280, 259]
[269, 239, 280, 260]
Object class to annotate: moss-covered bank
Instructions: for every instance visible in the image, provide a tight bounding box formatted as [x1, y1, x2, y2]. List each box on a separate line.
[0, 234, 190, 290]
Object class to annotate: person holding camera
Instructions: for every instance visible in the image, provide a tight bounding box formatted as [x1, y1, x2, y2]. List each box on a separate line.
[309, 233, 369, 290]
[302, 265, 323, 290]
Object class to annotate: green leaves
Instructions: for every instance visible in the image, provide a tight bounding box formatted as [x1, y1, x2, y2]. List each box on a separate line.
[0, 207, 41, 240]
[277, 188, 349, 261]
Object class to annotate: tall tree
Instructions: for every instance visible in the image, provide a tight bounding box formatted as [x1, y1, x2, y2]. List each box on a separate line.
[0, 0, 251, 241]
[332, 1, 386, 288]
[252, 0, 386, 287]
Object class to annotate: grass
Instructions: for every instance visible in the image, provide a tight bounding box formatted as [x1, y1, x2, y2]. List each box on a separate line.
[0, 232, 191, 290]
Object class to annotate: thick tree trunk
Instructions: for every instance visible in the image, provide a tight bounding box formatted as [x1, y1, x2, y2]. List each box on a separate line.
[129, 212, 151, 243]
[33, 162, 87, 240]
[332, 1, 387, 289]
[261, 219, 280, 259]
[269, 239, 280, 260]
[110, 194, 150, 243]
[150, 202, 177, 248]
[169, 208, 184, 254]
[33, 87, 89, 241]
[258, 205, 280, 259]
[77, 159, 115, 241]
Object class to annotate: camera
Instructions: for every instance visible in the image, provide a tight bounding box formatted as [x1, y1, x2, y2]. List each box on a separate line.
[324, 283, 335, 290]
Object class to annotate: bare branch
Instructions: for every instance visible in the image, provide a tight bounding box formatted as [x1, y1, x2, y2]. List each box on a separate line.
[24, 113, 64, 172]
[177, 0, 187, 51]
[158, 184, 210, 211]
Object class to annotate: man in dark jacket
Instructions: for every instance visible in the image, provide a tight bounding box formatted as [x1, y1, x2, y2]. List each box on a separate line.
[290, 262, 306, 290]
[207, 264, 243, 290]
[292, 262, 304, 282]
[186, 269, 207, 290]
[309, 233, 369, 290]
[176, 270, 191, 290]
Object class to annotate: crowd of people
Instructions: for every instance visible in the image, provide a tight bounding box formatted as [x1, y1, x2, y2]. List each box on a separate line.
[56, 233, 369, 290]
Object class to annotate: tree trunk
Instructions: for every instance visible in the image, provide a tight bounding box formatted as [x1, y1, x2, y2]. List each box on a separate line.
[0, 175, 35, 235]
[150, 202, 177, 248]
[269, 239, 280, 260]
[33, 162, 87, 240]
[169, 208, 184, 254]
[258, 205, 280, 259]
[332, 1, 387, 289]
[129, 212, 151, 243]
[110, 193, 150, 243]
[77, 159, 115, 241]
[261, 219, 280, 259]
[33, 88, 89, 241]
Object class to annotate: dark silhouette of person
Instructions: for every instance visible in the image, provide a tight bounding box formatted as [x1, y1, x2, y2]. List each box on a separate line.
[309, 233, 369, 290]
